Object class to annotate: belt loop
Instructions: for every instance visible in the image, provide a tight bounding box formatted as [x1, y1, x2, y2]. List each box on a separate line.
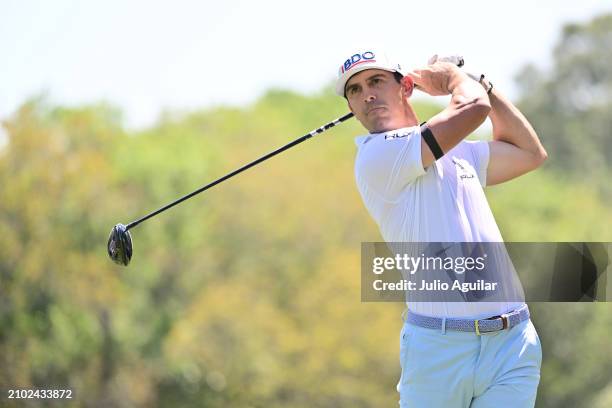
[401, 307, 408, 322]
[441, 317, 447, 335]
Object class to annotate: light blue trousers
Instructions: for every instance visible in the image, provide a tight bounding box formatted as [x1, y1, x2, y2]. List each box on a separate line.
[397, 318, 542, 407]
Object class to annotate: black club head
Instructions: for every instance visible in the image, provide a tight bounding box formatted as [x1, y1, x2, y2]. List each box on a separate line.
[107, 223, 133, 266]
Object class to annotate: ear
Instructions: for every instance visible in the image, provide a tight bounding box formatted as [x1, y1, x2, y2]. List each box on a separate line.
[401, 76, 414, 98]
[347, 99, 354, 113]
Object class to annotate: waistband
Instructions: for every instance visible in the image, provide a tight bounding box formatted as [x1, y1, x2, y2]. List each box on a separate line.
[405, 304, 530, 335]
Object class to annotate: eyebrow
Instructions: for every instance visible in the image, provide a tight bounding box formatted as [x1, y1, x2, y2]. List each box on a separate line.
[366, 73, 386, 82]
[346, 73, 387, 93]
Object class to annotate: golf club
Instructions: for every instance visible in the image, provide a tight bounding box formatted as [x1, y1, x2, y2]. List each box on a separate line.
[107, 56, 465, 266]
[107, 112, 354, 266]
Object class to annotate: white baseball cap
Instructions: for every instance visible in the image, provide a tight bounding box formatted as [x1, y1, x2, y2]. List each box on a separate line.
[335, 49, 405, 97]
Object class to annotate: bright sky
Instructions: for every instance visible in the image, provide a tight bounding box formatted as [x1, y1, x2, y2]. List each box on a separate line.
[1, 0, 611, 130]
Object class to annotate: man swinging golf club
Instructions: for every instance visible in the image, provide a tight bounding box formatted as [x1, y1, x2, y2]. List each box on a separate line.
[336, 50, 547, 407]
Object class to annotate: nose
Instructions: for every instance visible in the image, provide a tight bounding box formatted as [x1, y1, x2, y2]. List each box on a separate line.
[364, 92, 376, 103]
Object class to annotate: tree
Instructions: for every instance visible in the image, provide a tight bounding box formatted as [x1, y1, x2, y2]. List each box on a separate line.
[515, 13, 612, 191]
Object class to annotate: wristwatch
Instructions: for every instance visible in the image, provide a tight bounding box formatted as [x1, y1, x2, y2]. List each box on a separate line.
[467, 72, 494, 94]
[479, 74, 494, 94]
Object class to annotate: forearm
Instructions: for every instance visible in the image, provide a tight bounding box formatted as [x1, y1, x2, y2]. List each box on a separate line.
[431, 74, 491, 145]
[423, 67, 491, 153]
[487, 86, 547, 159]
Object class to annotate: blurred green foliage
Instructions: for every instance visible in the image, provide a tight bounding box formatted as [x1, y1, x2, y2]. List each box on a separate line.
[1, 13, 612, 408]
[515, 13, 612, 197]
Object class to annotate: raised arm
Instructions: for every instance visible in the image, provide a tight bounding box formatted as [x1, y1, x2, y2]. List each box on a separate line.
[407, 62, 491, 168]
[483, 81, 548, 185]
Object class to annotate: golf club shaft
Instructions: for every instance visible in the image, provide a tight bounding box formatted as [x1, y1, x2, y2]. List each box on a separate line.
[125, 112, 355, 230]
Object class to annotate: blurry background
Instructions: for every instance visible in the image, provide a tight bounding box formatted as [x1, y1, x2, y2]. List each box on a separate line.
[1, 1, 612, 407]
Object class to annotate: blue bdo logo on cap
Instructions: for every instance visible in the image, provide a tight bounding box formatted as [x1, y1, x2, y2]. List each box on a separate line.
[342, 51, 376, 73]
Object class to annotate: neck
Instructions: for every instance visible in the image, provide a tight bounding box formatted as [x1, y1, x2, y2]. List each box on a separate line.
[369, 106, 419, 134]
[403, 103, 419, 126]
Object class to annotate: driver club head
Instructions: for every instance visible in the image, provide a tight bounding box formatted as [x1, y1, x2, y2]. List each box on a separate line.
[107, 223, 133, 266]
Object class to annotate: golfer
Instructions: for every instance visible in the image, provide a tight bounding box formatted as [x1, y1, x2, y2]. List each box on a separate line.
[336, 50, 547, 407]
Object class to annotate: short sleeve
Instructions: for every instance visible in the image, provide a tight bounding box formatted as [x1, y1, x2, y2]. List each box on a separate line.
[462, 140, 490, 187]
[354, 129, 425, 200]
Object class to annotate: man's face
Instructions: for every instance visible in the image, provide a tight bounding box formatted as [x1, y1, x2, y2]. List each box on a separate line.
[345, 69, 413, 133]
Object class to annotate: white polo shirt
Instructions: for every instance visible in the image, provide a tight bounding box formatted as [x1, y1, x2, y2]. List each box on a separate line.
[354, 126, 524, 318]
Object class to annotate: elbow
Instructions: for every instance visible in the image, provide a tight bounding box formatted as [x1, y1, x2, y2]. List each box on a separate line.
[534, 133, 548, 167]
[531, 147, 548, 169]
[536, 148, 548, 166]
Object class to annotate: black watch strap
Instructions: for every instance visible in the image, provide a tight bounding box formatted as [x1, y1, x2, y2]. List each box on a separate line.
[420, 122, 444, 160]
